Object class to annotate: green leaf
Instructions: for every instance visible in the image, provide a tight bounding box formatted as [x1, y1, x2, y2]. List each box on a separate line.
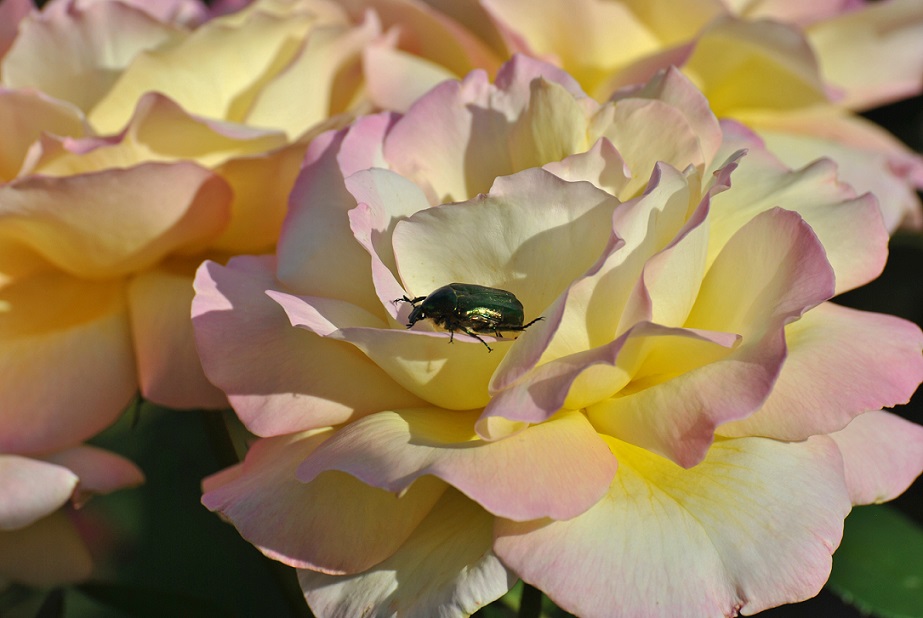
[828, 505, 923, 618]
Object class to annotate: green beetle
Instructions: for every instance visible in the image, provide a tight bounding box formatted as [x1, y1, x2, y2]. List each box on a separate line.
[395, 283, 543, 352]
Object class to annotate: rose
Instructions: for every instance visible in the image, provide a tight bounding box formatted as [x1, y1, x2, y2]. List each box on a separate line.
[0, 446, 143, 586]
[359, 0, 923, 232]
[0, 0, 497, 452]
[192, 58, 923, 616]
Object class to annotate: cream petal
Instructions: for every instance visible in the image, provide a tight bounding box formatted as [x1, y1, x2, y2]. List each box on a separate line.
[0, 455, 77, 530]
[300, 489, 514, 618]
[201, 431, 446, 573]
[494, 435, 851, 617]
[363, 43, 461, 113]
[2, 0, 182, 113]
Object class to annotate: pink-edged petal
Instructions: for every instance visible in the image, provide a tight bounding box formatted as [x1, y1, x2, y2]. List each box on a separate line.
[44, 445, 144, 504]
[0, 455, 77, 530]
[201, 430, 447, 573]
[495, 435, 851, 618]
[808, 0, 923, 110]
[301, 488, 514, 618]
[708, 150, 886, 294]
[0, 162, 231, 278]
[392, 167, 618, 316]
[542, 136, 632, 197]
[2, 0, 182, 113]
[192, 256, 424, 436]
[276, 122, 382, 313]
[0, 273, 136, 453]
[0, 89, 86, 181]
[0, 510, 92, 586]
[738, 107, 923, 232]
[720, 302, 923, 440]
[128, 267, 228, 409]
[729, 0, 862, 27]
[828, 411, 923, 506]
[593, 208, 835, 466]
[297, 409, 616, 522]
[269, 285, 502, 410]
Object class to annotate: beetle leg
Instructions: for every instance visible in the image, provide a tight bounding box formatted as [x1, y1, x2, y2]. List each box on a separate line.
[462, 328, 493, 352]
[520, 316, 545, 330]
[393, 295, 426, 305]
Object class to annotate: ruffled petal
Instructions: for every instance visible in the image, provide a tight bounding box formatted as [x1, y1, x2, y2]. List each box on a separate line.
[201, 430, 447, 573]
[0, 162, 231, 279]
[828, 411, 923, 506]
[494, 435, 851, 618]
[2, 0, 181, 113]
[192, 256, 424, 436]
[300, 489, 513, 618]
[720, 303, 923, 440]
[297, 409, 616, 521]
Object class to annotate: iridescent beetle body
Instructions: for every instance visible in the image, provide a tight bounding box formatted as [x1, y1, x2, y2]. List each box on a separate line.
[395, 283, 543, 352]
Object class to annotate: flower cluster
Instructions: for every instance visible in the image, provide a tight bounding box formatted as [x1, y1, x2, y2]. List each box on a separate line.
[1, 0, 922, 615]
[194, 57, 923, 616]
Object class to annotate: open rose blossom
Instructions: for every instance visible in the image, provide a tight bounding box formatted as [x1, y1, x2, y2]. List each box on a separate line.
[0, 0, 502, 455]
[0, 446, 143, 586]
[193, 57, 923, 616]
[364, 0, 923, 232]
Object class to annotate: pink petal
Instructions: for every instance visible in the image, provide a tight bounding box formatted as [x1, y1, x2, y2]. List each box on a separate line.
[0, 511, 92, 586]
[201, 431, 446, 573]
[0, 162, 231, 278]
[0, 273, 137, 453]
[362, 43, 459, 113]
[0, 455, 77, 530]
[128, 267, 228, 409]
[495, 435, 851, 617]
[300, 489, 513, 617]
[192, 256, 423, 436]
[828, 411, 923, 505]
[0, 0, 31, 61]
[721, 303, 923, 440]
[297, 409, 616, 521]
[276, 123, 382, 312]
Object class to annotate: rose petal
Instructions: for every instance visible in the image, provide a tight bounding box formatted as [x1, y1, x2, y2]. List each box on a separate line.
[201, 430, 446, 573]
[0, 162, 231, 278]
[363, 43, 459, 113]
[128, 267, 228, 409]
[300, 488, 513, 618]
[828, 410, 923, 505]
[807, 0, 923, 110]
[0, 511, 92, 586]
[297, 409, 616, 521]
[2, 0, 181, 113]
[495, 434, 851, 617]
[0, 272, 136, 453]
[192, 256, 424, 436]
[720, 303, 923, 440]
[44, 445, 144, 499]
[0, 455, 77, 530]
[0, 0, 31, 61]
